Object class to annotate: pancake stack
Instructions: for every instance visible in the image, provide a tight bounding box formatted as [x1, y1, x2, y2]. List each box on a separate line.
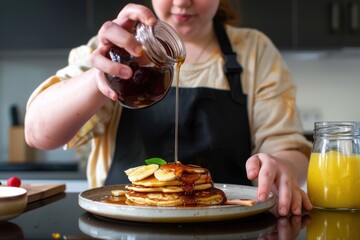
[121, 162, 227, 207]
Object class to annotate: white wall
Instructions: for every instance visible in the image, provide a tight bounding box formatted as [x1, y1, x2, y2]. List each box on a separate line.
[0, 50, 75, 163]
[1, 48, 359, 162]
[283, 49, 360, 131]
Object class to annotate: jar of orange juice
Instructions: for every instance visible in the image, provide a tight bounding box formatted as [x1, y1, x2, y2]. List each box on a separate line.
[307, 121, 360, 209]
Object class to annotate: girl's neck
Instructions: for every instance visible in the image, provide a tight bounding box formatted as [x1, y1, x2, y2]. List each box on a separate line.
[183, 30, 218, 64]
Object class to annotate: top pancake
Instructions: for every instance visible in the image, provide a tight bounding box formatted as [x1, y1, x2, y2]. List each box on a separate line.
[132, 173, 211, 187]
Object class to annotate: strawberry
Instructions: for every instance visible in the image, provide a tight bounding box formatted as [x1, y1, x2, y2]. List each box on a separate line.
[7, 176, 21, 187]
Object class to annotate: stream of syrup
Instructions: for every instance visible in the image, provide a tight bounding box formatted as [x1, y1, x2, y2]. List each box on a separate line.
[174, 58, 184, 163]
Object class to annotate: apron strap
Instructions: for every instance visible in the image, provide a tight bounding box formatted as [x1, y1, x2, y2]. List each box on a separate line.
[213, 16, 246, 105]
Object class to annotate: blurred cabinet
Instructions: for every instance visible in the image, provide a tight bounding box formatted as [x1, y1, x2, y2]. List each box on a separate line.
[0, 0, 90, 50]
[238, 0, 360, 49]
[237, 0, 294, 49]
[1, 0, 359, 50]
[91, 0, 151, 32]
[0, 0, 149, 50]
[297, 0, 360, 48]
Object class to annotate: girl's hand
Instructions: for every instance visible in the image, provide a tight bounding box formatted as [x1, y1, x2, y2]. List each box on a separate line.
[246, 152, 313, 216]
[90, 3, 157, 100]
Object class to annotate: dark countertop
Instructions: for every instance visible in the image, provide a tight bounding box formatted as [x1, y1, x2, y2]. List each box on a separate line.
[4, 193, 289, 239]
[5, 192, 360, 239]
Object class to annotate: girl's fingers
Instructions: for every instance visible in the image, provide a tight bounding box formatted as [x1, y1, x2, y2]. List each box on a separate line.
[93, 68, 118, 101]
[245, 155, 260, 180]
[256, 154, 276, 201]
[300, 189, 313, 211]
[97, 21, 143, 57]
[276, 174, 292, 216]
[289, 187, 302, 215]
[115, 3, 157, 27]
[91, 48, 132, 79]
[92, 3, 157, 81]
[246, 153, 312, 217]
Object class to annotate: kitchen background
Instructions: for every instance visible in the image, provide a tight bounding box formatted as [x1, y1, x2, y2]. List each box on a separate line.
[1, 0, 359, 164]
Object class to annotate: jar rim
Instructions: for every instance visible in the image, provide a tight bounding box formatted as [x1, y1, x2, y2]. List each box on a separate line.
[136, 20, 186, 66]
[314, 121, 360, 136]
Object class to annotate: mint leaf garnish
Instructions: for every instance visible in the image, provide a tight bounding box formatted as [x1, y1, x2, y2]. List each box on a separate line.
[145, 157, 167, 166]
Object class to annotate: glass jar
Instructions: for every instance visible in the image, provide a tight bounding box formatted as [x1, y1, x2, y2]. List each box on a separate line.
[307, 121, 360, 209]
[106, 20, 186, 109]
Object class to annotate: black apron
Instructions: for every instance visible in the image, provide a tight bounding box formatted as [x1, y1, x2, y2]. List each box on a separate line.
[105, 18, 252, 185]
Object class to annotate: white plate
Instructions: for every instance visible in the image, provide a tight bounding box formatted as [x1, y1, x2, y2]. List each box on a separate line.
[78, 184, 276, 223]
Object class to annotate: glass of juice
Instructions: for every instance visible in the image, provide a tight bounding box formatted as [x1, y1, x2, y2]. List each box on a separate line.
[307, 121, 360, 209]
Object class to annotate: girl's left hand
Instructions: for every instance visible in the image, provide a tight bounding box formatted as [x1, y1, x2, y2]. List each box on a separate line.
[246, 152, 313, 216]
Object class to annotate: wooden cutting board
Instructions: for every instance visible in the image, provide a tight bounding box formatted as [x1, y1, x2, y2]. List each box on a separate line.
[21, 183, 66, 203]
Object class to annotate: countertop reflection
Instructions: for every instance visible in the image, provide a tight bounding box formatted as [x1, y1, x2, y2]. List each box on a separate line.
[5, 192, 360, 240]
[79, 211, 277, 240]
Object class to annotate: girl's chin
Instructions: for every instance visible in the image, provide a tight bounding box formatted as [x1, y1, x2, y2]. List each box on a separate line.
[172, 25, 197, 40]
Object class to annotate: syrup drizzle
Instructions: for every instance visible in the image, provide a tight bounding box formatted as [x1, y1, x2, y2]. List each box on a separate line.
[174, 59, 184, 163]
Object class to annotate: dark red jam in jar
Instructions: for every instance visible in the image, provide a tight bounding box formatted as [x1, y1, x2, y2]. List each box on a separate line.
[106, 20, 186, 109]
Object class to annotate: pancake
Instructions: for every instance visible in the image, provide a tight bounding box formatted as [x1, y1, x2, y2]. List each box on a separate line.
[117, 161, 227, 207]
[131, 174, 211, 187]
[126, 183, 213, 193]
[125, 188, 225, 207]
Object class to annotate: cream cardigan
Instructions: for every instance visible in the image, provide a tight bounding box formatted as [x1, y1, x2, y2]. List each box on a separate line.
[27, 25, 312, 188]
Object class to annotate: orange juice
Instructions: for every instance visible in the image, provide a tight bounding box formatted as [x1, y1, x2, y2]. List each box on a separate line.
[307, 150, 360, 209]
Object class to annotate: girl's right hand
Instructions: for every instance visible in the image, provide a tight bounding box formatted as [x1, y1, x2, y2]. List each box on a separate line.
[90, 3, 157, 100]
